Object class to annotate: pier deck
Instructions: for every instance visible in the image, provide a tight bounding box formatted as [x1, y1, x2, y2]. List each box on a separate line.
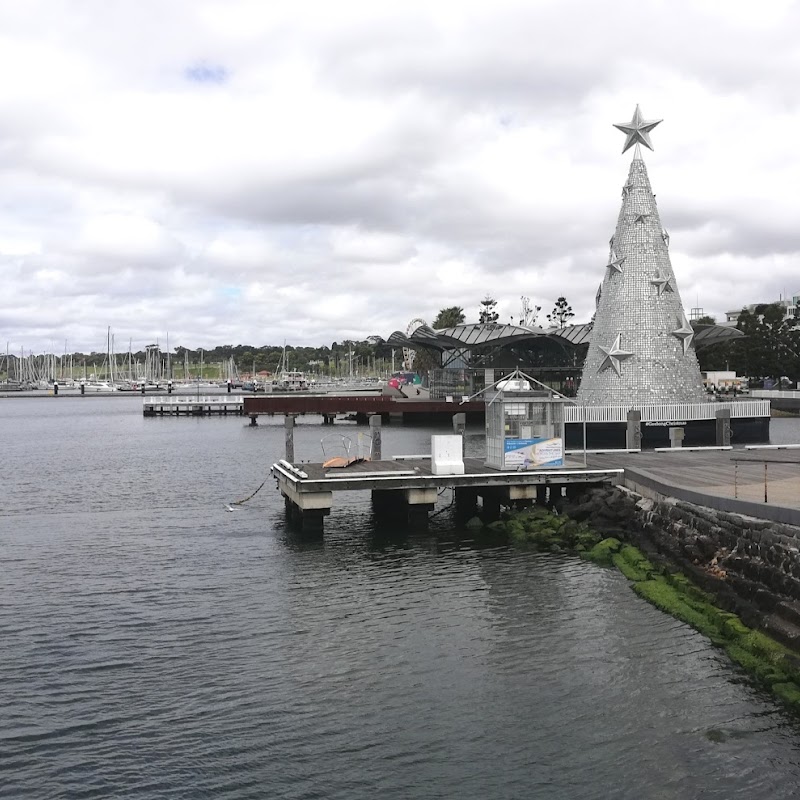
[592, 449, 800, 526]
[245, 393, 486, 423]
[272, 456, 623, 532]
[273, 447, 800, 532]
[143, 395, 244, 416]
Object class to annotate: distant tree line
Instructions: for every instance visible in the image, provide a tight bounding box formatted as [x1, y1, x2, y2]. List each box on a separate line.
[3, 338, 400, 380]
[695, 304, 800, 384]
[27, 295, 800, 386]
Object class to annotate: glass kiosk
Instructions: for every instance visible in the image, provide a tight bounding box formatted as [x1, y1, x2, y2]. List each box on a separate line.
[485, 388, 567, 470]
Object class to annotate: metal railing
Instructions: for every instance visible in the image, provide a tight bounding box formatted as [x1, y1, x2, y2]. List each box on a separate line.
[563, 400, 770, 424]
[751, 390, 800, 400]
[143, 396, 244, 406]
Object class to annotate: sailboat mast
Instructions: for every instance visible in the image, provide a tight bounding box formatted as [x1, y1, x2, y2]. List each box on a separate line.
[106, 327, 111, 383]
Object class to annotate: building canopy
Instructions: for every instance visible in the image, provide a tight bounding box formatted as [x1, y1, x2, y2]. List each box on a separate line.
[386, 321, 741, 361]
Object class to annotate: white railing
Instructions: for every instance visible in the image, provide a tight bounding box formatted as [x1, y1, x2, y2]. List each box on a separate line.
[143, 396, 244, 406]
[564, 400, 770, 424]
[751, 390, 800, 400]
[564, 405, 631, 423]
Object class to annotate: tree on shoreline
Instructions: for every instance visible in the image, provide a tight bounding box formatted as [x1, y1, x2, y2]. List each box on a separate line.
[733, 304, 800, 384]
[547, 297, 574, 328]
[432, 306, 465, 329]
[479, 296, 499, 324]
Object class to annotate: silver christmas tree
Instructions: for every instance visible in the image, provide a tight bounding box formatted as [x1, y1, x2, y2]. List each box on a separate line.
[577, 106, 706, 406]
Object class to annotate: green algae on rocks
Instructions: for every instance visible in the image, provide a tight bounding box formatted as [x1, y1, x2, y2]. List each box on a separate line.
[484, 507, 603, 553]
[489, 510, 800, 712]
[588, 539, 800, 711]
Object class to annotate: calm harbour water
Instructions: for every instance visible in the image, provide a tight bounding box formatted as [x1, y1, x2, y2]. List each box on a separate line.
[3, 397, 800, 799]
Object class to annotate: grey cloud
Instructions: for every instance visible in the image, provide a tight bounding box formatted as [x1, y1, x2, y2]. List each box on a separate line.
[2, 0, 800, 351]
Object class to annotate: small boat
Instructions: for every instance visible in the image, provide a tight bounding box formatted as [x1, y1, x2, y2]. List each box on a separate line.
[279, 371, 309, 391]
[116, 381, 155, 393]
[83, 380, 117, 392]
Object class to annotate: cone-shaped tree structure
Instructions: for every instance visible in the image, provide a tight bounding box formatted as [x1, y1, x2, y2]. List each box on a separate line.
[577, 111, 706, 406]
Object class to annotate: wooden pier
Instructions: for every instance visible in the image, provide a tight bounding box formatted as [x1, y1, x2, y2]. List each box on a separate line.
[243, 394, 770, 446]
[143, 395, 244, 416]
[244, 393, 486, 424]
[272, 456, 623, 532]
[273, 446, 800, 533]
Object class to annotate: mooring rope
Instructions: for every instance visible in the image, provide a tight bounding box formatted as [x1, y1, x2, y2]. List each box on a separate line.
[230, 476, 269, 506]
[429, 487, 455, 518]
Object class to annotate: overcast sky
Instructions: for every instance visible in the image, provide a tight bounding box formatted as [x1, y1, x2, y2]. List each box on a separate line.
[2, 0, 799, 354]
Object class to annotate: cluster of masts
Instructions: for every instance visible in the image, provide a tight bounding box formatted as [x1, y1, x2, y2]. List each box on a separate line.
[2, 340, 240, 387]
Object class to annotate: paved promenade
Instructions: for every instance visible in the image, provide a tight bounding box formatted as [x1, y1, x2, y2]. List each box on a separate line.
[591, 449, 800, 526]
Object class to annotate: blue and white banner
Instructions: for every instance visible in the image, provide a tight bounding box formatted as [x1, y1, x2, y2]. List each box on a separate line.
[503, 437, 564, 469]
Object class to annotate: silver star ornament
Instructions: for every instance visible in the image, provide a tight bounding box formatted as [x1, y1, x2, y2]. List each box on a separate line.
[614, 105, 662, 153]
[597, 333, 634, 377]
[671, 313, 694, 355]
[651, 269, 674, 296]
[606, 252, 626, 275]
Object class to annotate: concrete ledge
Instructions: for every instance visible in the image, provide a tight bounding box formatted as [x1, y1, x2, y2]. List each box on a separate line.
[745, 444, 800, 450]
[507, 485, 537, 500]
[566, 448, 641, 455]
[653, 446, 733, 452]
[278, 477, 332, 510]
[405, 487, 438, 505]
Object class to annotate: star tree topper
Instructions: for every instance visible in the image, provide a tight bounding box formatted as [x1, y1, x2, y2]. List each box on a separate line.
[614, 105, 662, 153]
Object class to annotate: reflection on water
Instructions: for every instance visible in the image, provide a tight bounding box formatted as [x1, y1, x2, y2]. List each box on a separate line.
[769, 415, 800, 445]
[2, 400, 800, 799]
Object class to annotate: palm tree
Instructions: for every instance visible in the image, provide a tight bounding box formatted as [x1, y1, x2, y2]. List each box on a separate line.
[433, 306, 466, 329]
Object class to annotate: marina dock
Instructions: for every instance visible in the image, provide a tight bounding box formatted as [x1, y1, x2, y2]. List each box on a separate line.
[272, 444, 800, 533]
[244, 393, 486, 424]
[272, 455, 624, 532]
[143, 395, 244, 416]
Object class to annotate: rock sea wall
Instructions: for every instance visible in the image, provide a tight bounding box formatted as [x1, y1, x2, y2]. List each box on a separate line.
[562, 486, 800, 651]
[482, 495, 800, 710]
